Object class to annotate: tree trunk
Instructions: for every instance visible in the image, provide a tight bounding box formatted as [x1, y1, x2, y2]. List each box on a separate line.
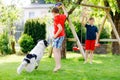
[61, 37, 66, 59]
[104, 0, 120, 54]
[11, 41, 16, 53]
[68, 0, 82, 15]
[112, 12, 120, 54]
[48, 47, 53, 58]
[10, 27, 16, 54]
[60, 0, 83, 58]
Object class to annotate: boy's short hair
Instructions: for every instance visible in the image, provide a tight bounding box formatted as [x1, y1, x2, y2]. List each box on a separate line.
[89, 17, 94, 20]
[52, 7, 59, 13]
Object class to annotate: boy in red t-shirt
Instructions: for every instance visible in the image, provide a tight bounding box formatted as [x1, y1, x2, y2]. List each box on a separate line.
[52, 6, 68, 72]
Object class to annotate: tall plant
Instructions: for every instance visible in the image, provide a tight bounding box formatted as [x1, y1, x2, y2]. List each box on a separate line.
[0, 30, 12, 55]
[0, 4, 20, 53]
[24, 18, 46, 45]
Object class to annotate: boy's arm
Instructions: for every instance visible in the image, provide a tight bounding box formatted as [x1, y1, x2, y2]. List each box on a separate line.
[81, 17, 87, 27]
[61, 4, 68, 17]
[81, 12, 88, 27]
[96, 32, 99, 43]
[96, 27, 99, 43]
[81, 8, 88, 27]
[54, 24, 62, 39]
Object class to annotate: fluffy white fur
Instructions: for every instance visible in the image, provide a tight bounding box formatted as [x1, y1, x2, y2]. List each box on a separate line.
[17, 40, 47, 74]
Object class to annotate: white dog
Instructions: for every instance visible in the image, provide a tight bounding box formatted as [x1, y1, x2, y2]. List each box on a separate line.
[17, 40, 48, 74]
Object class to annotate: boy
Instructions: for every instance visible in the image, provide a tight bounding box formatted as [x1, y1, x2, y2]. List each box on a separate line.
[82, 17, 98, 64]
[52, 5, 68, 72]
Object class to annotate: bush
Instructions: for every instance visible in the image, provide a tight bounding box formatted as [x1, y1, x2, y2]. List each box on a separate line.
[65, 22, 86, 51]
[24, 18, 46, 45]
[65, 23, 74, 51]
[18, 34, 34, 54]
[0, 31, 12, 55]
[100, 27, 111, 44]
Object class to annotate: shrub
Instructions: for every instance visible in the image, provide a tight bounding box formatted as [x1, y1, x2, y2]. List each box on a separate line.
[65, 22, 86, 51]
[24, 18, 46, 45]
[65, 23, 74, 51]
[0, 31, 12, 55]
[100, 27, 111, 44]
[18, 34, 34, 54]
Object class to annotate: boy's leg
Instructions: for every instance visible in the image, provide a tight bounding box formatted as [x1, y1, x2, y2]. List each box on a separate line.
[90, 50, 94, 64]
[84, 50, 89, 63]
[84, 40, 90, 63]
[53, 47, 61, 70]
[53, 37, 64, 72]
[89, 40, 95, 64]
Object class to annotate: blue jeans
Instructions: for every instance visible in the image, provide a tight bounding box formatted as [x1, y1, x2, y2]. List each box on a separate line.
[53, 36, 64, 48]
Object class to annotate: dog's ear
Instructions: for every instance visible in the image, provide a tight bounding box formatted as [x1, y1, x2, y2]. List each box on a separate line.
[43, 40, 48, 47]
[26, 54, 33, 59]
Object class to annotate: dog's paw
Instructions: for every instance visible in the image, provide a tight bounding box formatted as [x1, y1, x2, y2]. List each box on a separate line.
[17, 67, 21, 74]
[35, 66, 38, 69]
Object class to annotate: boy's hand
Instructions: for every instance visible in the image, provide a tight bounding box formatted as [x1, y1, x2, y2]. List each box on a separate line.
[95, 41, 98, 44]
[53, 35, 57, 39]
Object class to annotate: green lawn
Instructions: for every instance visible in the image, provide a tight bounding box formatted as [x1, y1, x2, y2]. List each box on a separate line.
[0, 52, 120, 80]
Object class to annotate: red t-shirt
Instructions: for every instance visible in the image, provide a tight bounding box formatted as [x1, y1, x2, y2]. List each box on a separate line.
[54, 14, 66, 37]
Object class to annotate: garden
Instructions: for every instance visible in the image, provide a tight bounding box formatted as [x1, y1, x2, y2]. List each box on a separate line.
[0, 0, 120, 80]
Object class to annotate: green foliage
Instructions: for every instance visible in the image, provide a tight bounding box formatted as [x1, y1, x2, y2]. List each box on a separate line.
[0, 31, 12, 54]
[66, 22, 86, 51]
[74, 22, 86, 43]
[24, 18, 46, 44]
[100, 27, 111, 44]
[100, 29, 110, 39]
[65, 23, 74, 51]
[0, 5, 20, 26]
[0, 1, 21, 54]
[45, 0, 74, 3]
[18, 34, 34, 54]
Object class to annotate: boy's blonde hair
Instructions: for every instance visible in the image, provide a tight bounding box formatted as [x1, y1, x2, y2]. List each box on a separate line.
[89, 17, 94, 20]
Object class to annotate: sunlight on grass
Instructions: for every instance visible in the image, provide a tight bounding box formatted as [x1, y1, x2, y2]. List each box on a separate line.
[0, 53, 120, 80]
[66, 52, 82, 58]
[93, 60, 103, 64]
[0, 55, 23, 64]
[99, 54, 112, 57]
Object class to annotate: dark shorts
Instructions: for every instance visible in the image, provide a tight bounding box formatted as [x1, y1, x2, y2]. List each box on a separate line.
[85, 40, 95, 51]
[53, 36, 64, 48]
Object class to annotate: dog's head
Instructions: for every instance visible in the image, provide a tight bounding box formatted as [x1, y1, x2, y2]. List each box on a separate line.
[37, 40, 48, 47]
[43, 40, 48, 47]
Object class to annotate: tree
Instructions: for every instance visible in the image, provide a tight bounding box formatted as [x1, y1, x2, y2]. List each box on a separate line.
[103, 0, 120, 54]
[0, 3, 20, 53]
[24, 18, 46, 44]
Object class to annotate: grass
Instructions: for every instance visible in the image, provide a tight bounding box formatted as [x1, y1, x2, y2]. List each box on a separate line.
[0, 52, 120, 80]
